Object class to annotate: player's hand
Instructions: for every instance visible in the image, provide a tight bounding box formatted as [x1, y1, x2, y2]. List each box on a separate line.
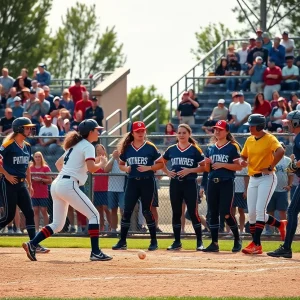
[290, 154, 295, 161]
[166, 169, 176, 178]
[283, 185, 292, 191]
[137, 165, 151, 172]
[243, 192, 247, 199]
[260, 168, 272, 174]
[4, 173, 18, 184]
[204, 157, 212, 165]
[199, 188, 205, 198]
[112, 150, 119, 159]
[126, 166, 131, 173]
[177, 167, 191, 178]
[211, 162, 224, 170]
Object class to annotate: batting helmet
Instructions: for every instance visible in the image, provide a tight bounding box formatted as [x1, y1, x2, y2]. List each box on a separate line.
[12, 117, 35, 135]
[287, 110, 300, 128]
[247, 114, 266, 131]
[78, 119, 103, 136]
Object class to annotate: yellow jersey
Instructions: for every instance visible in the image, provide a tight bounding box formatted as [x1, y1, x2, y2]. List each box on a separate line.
[241, 133, 282, 176]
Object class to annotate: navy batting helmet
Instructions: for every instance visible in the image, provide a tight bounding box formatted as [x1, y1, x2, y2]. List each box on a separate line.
[247, 114, 266, 131]
[12, 117, 35, 135]
[287, 110, 300, 128]
[78, 119, 103, 136]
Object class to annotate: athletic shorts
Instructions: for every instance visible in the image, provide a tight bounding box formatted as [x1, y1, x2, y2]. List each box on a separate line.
[94, 191, 108, 206]
[267, 191, 288, 212]
[232, 192, 247, 210]
[108, 192, 124, 210]
[31, 198, 49, 208]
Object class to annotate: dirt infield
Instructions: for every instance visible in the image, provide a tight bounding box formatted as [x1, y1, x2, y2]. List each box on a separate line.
[1, 248, 300, 298]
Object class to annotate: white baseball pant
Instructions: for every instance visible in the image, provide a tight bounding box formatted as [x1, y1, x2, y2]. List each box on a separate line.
[49, 176, 99, 233]
[247, 173, 277, 223]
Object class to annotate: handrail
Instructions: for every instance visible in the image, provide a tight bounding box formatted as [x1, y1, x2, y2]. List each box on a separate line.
[105, 109, 122, 135]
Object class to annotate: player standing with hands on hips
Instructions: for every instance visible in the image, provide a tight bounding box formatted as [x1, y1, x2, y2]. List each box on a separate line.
[23, 119, 112, 261]
[239, 114, 287, 255]
[163, 124, 206, 251]
[112, 121, 164, 251]
[268, 111, 300, 258]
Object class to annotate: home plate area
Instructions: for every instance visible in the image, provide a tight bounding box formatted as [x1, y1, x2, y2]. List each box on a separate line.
[1, 248, 300, 298]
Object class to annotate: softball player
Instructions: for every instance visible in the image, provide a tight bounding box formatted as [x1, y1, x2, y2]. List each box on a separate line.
[268, 111, 300, 258]
[22, 119, 112, 261]
[240, 114, 287, 255]
[163, 123, 205, 250]
[112, 121, 164, 251]
[203, 120, 242, 252]
[0, 117, 48, 253]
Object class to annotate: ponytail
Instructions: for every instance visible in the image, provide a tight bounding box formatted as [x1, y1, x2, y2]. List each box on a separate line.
[118, 132, 134, 155]
[63, 131, 87, 150]
[3, 132, 17, 144]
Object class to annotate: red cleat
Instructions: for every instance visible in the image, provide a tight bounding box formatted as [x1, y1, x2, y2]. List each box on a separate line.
[242, 243, 263, 255]
[279, 220, 288, 241]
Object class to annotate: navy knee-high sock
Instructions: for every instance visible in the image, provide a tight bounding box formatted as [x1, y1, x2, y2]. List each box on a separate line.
[31, 225, 53, 247]
[253, 221, 265, 246]
[88, 224, 100, 254]
[225, 215, 240, 241]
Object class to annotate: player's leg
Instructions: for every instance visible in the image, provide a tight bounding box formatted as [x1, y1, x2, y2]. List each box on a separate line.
[238, 207, 246, 234]
[32, 199, 40, 231]
[40, 199, 49, 229]
[94, 192, 105, 232]
[181, 202, 186, 233]
[108, 192, 118, 233]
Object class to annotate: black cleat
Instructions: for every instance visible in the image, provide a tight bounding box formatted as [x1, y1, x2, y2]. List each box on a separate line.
[267, 244, 292, 258]
[22, 242, 37, 261]
[112, 240, 127, 250]
[90, 251, 113, 261]
[232, 238, 242, 253]
[202, 242, 219, 252]
[196, 240, 205, 251]
[167, 241, 182, 251]
[148, 240, 158, 251]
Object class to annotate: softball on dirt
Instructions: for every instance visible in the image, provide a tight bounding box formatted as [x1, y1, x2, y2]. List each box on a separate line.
[138, 250, 146, 260]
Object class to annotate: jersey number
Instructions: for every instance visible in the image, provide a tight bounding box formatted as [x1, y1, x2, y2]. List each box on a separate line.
[64, 148, 73, 165]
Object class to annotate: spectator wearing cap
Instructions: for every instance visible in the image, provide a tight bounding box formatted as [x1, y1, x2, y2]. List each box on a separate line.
[38, 115, 59, 154]
[43, 86, 54, 103]
[13, 68, 31, 91]
[24, 89, 41, 122]
[5, 87, 18, 108]
[242, 56, 266, 93]
[262, 32, 272, 53]
[12, 96, 24, 118]
[267, 97, 287, 132]
[237, 41, 249, 71]
[252, 92, 272, 117]
[247, 38, 269, 66]
[49, 96, 65, 125]
[176, 91, 199, 125]
[85, 96, 104, 126]
[60, 89, 74, 116]
[35, 63, 51, 86]
[281, 56, 299, 91]
[281, 30, 295, 57]
[225, 54, 241, 92]
[0, 108, 15, 136]
[226, 45, 240, 62]
[289, 92, 299, 111]
[69, 78, 87, 105]
[256, 28, 263, 38]
[202, 99, 228, 134]
[248, 36, 256, 51]
[0, 68, 14, 98]
[37, 90, 50, 116]
[269, 36, 286, 69]
[74, 91, 92, 115]
[263, 58, 282, 100]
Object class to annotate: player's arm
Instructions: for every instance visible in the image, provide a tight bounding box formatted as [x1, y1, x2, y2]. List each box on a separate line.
[26, 166, 34, 197]
[212, 160, 243, 171]
[55, 155, 64, 171]
[270, 146, 284, 169]
[86, 159, 106, 174]
[119, 160, 130, 173]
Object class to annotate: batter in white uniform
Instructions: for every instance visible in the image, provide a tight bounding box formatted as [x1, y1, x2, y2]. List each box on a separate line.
[22, 119, 112, 262]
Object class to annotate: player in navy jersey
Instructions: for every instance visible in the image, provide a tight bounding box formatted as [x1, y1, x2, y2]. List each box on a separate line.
[0, 117, 49, 253]
[163, 124, 206, 250]
[112, 121, 164, 251]
[203, 120, 243, 252]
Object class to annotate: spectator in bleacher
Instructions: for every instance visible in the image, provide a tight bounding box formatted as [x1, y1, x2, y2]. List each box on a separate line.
[281, 56, 299, 91]
[69, 78, 87, 105]
[59, 108, 72, 122]
[6, 87, 18, 108]
[15, 78, 25, 93]
[247, 38, 269, 66]
[263, 58, 282, 100]
[24, 89, 41, 123]
[74, 91, 92, 116]
[206, 57, 228, 85]
[228, 92, 239, 121]
[60, 89, 74, 116]
[248, 36, 256, 51]
[12, 96, 24, 118]
[164, 122, 176, 146]
[270, 91, 281, 108]
[176, 91, 199, 125]
[43, 86, 54, 103]
[294, 51, 300, 71]
[0, 68, 14, 98]
[71, 110, 83, 131]
[49, 96, 64, 125]
[289, 92, 299, 111]
[252, 92, 272, 117]
[229, 91, 251, 133]
[0, 108, 15, 136]
[31, 79, 42, 94]
[37, 90, 50, 116]
[202, 99, 228, 134]
[35, 63, 51, 86]
[262, 32, 272, 53]
[226, 44, 240, 62]
[56, 116, 65, 137]
[63, 118, 72, 135]
[237, 41, 249, 71]
[269, 36, 286, 69]
[21, 87, 31, 106]
[0, 84, 4, 109]
[38, 114, 60, 153]
[256, 28, 263, 38]
[13, 68, 31, 91]
[225, 54, 241, 92]
[281, 30, 295, 58]
[267, 97, 287, 132]
[85, 96, 104, 126]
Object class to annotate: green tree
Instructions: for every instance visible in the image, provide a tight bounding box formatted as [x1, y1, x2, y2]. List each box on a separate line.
[47, 2, 125, 79]
[0, 0, 52, 76]
[127, 85, 168, 132]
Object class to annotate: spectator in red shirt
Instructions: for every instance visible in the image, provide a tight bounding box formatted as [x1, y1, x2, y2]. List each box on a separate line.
[68, 78, 87, 105]
[30, 152, 52, 231]
[74, 91, 92, 116]
[94, 144, 111, 233]
[252, 92, 272, 117]
[263, 58, 282, 100]
[164, 123, 176, 146]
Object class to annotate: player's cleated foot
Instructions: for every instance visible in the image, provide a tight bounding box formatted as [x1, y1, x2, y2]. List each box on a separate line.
[232, 238, 242, 252]
[90, 251, 113, 261]
[242, 241, 254, 254]
[242, 243, 262, 255]
[196, 240, 205, 251]
[112, 240, 127, 250]
[167, 241, 182, 251]
[278, 220, 288, 241]
[36, 244, 50, 254]
[22, 242, 37, 261]
[148, 240, 158, 251]
[202, 242, 219, 252]
[267, 244, 292, 258]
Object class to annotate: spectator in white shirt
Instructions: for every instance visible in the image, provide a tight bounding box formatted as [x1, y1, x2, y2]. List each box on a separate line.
[281, 56, 299, 91]
[281, 30, 295, 57]
[237, 41, 249, 71]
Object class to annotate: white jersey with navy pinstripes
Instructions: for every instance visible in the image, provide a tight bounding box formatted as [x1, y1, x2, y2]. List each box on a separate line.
[59, 139, 95, 186]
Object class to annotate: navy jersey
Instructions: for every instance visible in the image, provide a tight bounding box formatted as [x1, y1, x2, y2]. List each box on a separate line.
[293, 133, 300, 178]
[163, 143, 204, 180]
[206, 141, 240, 179]
[120, 141, 161, 178]
[0, 139, 32, 178]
